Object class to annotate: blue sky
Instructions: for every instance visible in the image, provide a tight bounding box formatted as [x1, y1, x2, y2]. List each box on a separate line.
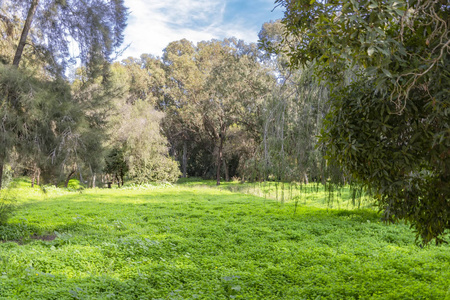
[119, 0, 284, 60]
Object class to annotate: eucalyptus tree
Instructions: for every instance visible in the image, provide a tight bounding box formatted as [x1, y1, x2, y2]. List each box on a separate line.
[119, 54, 167, 106]
[160, 38, 272, 183]
[162, 39, 204, 178]
[276, 0, 449, 244]
[198, 39, 271, 185]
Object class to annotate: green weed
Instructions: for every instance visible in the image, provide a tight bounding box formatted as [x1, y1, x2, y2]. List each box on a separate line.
[0, 182, 448, 299]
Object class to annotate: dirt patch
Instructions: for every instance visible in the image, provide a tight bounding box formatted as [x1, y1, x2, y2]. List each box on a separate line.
[1, 233, 57, 244]
[30, 233, 57, 241]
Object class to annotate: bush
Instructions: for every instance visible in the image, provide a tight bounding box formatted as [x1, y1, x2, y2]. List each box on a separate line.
[67, 179, 84, 190]
[130, 156, 181, 184]
[57, 179, 85, 190]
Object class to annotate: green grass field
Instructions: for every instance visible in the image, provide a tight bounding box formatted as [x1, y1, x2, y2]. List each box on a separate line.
[0, 179, 449, 299]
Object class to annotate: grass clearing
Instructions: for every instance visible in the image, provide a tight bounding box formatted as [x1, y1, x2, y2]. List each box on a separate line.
[0, 179, 449, 299]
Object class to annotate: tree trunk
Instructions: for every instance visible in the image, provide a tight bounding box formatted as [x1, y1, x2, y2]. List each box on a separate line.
[182, 141, 187, 178]
[223, 159, 229, 182]
[92, 173, 96, 188]
[216, 135, 224, 186]
[31, 164, 40, 187]
[12, 0, 39, 67]
[31, 165, 36, 188]
[279, 109, 285, 181]
[0, 161, 4, 190]
[116, 174, 120, 188]
[65, 169, 76, 188]
[264, 120, 269, 173]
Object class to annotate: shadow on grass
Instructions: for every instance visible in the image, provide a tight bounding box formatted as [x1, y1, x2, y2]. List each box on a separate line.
[0, 222, 44, 243]
[0, 265, 245, 300]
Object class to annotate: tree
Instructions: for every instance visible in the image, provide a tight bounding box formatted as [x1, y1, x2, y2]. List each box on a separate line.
[4, 0, 127, 73]
[112, 100, 181, 183]
[0, 62, 87, 188]
[0, 0, 127, 187]
[276, 0, 449, 244]
[198, 39, 271, 185]
[258, 20, 331, 184]
[104, 147, 128, 187]
[107, 63, 181, 184]
[162, 39, 204, 178]
[160, 38, 271, 184]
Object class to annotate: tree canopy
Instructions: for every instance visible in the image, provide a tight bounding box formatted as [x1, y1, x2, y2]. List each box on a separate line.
[2, 0, 127, 74]
[275, 0, 449, 244]
[0, 0, 128, 188]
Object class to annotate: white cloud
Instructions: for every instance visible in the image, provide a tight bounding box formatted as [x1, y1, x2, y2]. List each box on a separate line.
[119, 0, 262, 60]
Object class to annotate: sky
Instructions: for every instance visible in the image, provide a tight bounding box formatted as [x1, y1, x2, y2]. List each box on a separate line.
[119, 0, 284, 60]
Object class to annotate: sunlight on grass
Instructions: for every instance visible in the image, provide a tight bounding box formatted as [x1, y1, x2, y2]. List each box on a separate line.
[0, 180, 448, 299]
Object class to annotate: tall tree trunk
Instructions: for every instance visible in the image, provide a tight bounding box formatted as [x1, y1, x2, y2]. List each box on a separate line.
[0, 161, 4, 190]
[223, 159, 229, 182]
[116, 174, 120, 188]
[120, 170, 124, 186]
[216, 126, 225, 186]
[31, 165, 36, 188]
[182, 141, 187, 178]
[12, 0, 39, 67]
[280, 109, 285, 181]
[31, 163, 40, 187]
[77, 165, 84, 186]
[36, 168, 40, 186]
[216, 144, 222, 186]
[264, 120, 269, 178]
[92, 173, 96, 188]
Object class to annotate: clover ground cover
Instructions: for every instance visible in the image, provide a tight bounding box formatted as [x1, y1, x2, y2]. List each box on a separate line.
[0, 184, 449, 299]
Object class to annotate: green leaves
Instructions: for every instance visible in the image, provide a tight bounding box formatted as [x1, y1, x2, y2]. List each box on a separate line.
[381, 68, 393, 78]
[277, 0, 450, 244]
[321, 77, 450, 244]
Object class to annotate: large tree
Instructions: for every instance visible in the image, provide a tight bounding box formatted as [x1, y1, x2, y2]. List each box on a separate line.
[276, 0, 449, 244]
[198, 39, 271, 185]
[3, 0, 127, 72]
[0, 0, 128, 188]
[105, 62, 181, 184]
[0, 64, 68, 184]
[162, 39, 204, 178]
[161, 38, 271, 184]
